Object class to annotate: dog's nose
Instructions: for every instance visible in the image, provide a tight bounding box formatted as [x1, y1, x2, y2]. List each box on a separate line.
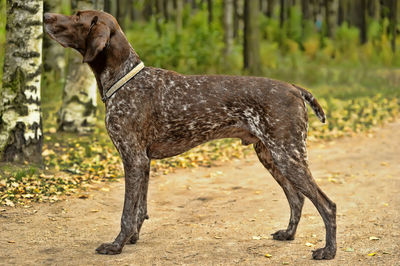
[44, 13, 56, 24]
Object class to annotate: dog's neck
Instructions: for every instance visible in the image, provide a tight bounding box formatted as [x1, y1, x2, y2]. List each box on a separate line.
[88, 30, 141, 100]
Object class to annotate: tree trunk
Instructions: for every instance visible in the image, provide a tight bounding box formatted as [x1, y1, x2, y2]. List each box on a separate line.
[142, 0, 153, 21]
[367, 0, 379, 20]
[338, 0, 346, 25]
[223, 0, 234, 69]
[243, 0, 261, 75]
[43, 0, 65, 77]
[207, 0, 213, 25]
[0, 0, 43, 163]
[58, 0, 102, 133]
[325, 0, 338, 38]
[175, 0, 183, 34]
[116, 0, 130, 30]
[358, 0, 367, 44]
[94, 0, 104, 9]
[279, 0, 285, 28]
[155, 0, 164, 36]
[266, 0, 275, 18]
[389, 0, 397, 53]
[163, 0, 169, 22]
[301, 0, 311, 20]
[233, 0, 240, 39]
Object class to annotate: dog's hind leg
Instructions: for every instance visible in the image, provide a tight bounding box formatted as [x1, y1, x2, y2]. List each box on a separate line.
[259, 132, 336, 260]
[254, 141, 304, 241]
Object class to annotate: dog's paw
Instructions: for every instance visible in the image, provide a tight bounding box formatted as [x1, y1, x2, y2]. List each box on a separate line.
[128, 234, 139, 244]
[95, 242, 123, 255]
[312, 246, 336, 260]
[271, 230, 294, 241]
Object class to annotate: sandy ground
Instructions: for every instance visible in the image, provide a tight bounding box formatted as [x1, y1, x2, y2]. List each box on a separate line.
[0, 121, 399, 265]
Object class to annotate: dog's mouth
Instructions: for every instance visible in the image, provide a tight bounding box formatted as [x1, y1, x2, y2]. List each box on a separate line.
[44, 25, 69, 48]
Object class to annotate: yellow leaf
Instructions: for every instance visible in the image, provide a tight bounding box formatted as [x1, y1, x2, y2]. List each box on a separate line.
[265, 253, 272, 258]
[369, 236, 380, 240]
[368, 252, 376, 256]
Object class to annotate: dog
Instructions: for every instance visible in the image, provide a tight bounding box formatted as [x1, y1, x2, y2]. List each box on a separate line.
[44, 10, 336, 260]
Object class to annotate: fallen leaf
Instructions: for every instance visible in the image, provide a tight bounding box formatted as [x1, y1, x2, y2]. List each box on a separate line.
[252, 236, 261, 240]
[368, 252, 376, 256]
[90, 209, 100, 213]
[8, 240, 15, 243]
[100, 188, 110, 192]
[5, 199, 14, 207]
[380, 162, 389, 166]
[345, 247, 354, 252]
[305, 242, 315, 247]
[265, 253, 272, 258]
[214, 235, 222, 239]
[369, 236, 380, 240]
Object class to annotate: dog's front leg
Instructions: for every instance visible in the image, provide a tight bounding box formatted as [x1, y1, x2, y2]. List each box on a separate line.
[96, 151, 150, 255]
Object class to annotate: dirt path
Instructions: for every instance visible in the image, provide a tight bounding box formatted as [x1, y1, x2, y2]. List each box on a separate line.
[1, 122, 399, 265]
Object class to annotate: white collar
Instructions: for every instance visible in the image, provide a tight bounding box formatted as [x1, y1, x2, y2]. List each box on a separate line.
[102, 61, 145, 102]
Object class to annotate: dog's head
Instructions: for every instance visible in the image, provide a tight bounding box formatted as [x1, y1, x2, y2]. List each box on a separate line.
[44, 10, 120, 63]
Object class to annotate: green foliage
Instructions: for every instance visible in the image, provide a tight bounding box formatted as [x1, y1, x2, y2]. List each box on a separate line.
[127, 9, 224, 75]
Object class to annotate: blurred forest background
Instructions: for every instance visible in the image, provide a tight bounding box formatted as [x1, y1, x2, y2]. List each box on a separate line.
[0, 0, 399, 206]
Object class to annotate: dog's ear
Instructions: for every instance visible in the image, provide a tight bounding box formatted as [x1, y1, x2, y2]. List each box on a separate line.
[83, 16, 110, 63]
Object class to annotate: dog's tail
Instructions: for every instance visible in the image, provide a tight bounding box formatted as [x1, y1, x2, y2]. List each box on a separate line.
[292, 84, 326, 123]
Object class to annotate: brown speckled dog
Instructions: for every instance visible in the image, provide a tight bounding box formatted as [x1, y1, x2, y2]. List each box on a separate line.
[44, 10, 336, 260]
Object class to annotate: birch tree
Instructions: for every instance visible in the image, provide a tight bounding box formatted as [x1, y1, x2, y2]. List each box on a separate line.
[58, 0, 103, 133]
[0, 0, 43, 163]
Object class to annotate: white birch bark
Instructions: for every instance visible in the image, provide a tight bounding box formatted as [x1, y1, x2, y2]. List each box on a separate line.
[58, 0, 103, 133]
[0, 0, 43, 163]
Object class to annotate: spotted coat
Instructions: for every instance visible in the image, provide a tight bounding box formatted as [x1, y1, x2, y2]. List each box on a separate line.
[44, 10, 337, 260]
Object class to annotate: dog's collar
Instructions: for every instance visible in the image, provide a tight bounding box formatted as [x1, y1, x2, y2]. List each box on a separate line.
[102, 61, 145, 103]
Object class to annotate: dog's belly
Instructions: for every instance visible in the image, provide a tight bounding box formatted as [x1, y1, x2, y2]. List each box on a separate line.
[148, 127, 258, 159]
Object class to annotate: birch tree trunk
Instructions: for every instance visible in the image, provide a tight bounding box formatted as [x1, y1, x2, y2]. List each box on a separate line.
[58, 0, 103, 133]
[0, 0, 43, 163]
